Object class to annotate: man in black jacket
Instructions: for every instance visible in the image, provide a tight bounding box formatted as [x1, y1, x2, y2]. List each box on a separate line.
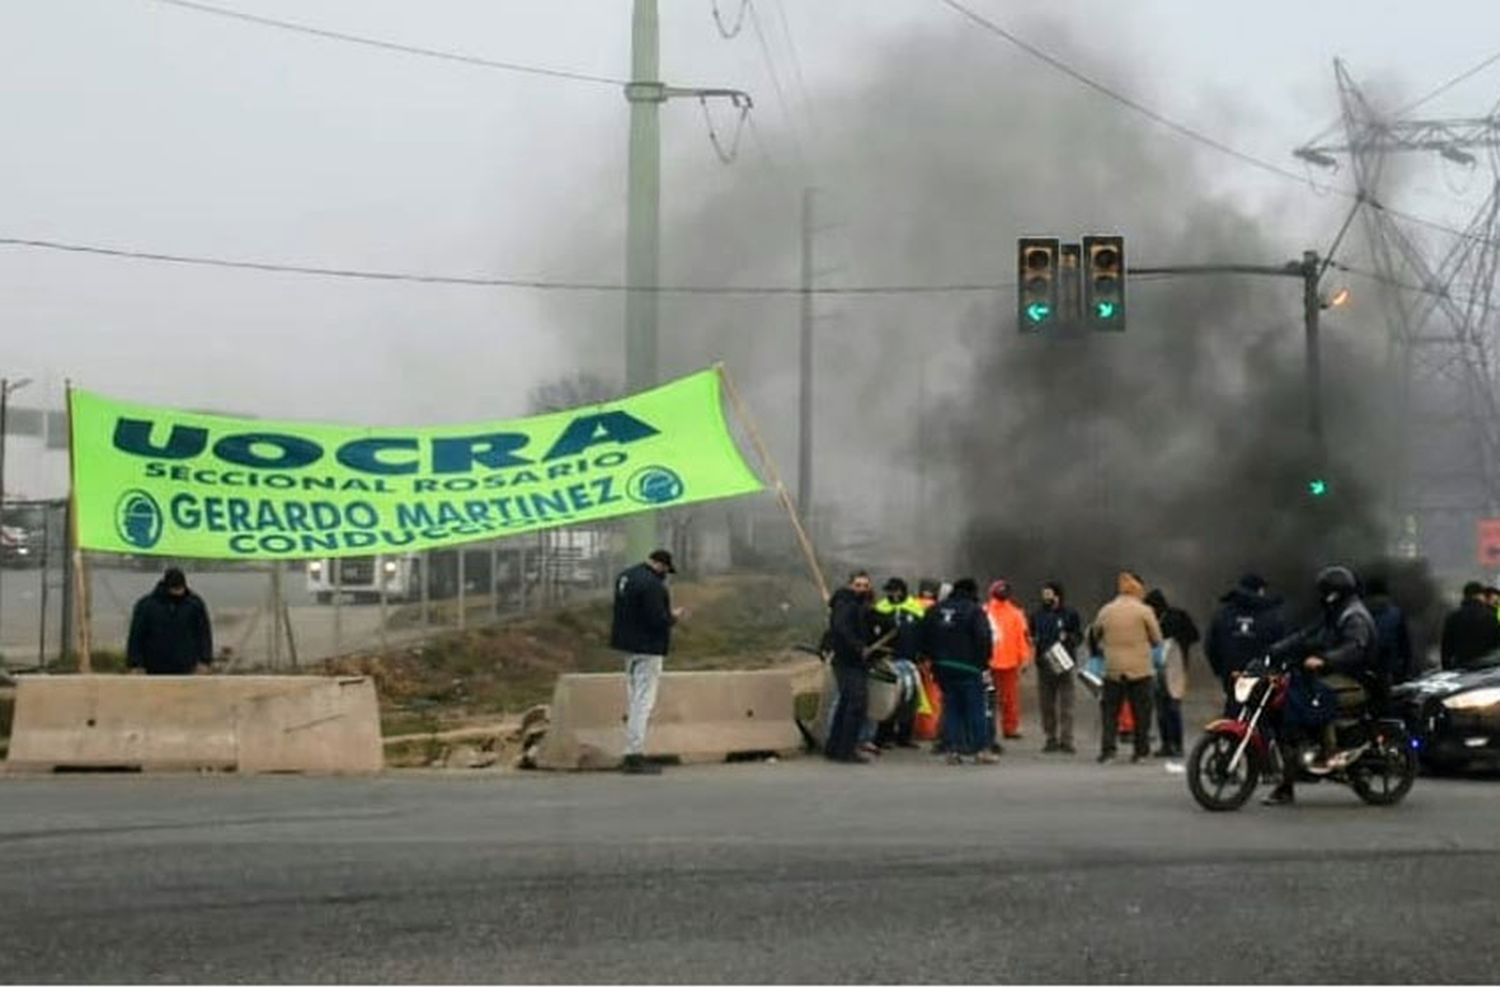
[127, 568, 214, 676]
[610, 549, 683, 774]
[1029, 581, 1082, 754]
[919, 578, 995, 765]
[824, 571, 876, 764]
[1206, 574, 1285, 716]
[1440, 582, 1500, 670]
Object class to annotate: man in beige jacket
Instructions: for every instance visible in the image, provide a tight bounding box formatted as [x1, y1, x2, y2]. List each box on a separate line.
[1091, 571, 1164, 763]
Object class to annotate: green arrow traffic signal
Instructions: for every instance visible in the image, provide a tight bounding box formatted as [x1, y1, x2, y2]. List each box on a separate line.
[1025, 302, 1052, 323]
[1308, 479, 1328, 497]
[1095, 300, 1117, 319]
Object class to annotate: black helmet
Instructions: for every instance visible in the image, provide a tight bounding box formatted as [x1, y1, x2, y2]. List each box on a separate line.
[1315, 565, 1359, 607]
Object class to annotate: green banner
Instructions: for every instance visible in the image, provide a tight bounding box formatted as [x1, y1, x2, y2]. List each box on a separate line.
[70, 369, 763, 560]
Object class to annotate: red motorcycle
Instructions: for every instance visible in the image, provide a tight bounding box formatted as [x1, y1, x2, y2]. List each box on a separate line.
[1187, 654, 1418, 812]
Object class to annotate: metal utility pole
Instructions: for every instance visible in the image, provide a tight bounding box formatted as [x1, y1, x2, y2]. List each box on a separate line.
[37, 507, 50, 669]
[268, 563, 284, 669]
[623, 0, 662, 567]
[1301, 250, 1324, 448]
[621, 0, 752, 567]
[797, 187, 815, 521]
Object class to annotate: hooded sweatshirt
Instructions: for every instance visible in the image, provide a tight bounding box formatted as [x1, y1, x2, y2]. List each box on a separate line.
[1206, 586, 1286, 682]
[920, 590, 993, 675]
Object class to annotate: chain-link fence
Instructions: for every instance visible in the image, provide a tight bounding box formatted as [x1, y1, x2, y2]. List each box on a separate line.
[0, 507, 621, 673]
[0, 498, 68, 672]
[0, 499, 818, 677]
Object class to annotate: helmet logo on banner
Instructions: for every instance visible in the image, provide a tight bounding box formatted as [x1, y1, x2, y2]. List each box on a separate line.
[627, 466, 685, 506]
[116, 490, 164, 549]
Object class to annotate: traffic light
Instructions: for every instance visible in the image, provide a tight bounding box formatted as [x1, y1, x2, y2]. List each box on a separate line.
[1083, 234, 1126, 330]
[1017, 236, 1059, 333]
[1307, 478, 1329, 498]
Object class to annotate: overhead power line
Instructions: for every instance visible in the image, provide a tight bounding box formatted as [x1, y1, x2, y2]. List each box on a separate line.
[745, 0, 807, 166]
[0, 235, 1008, 296]
[1394, 46, 1500, 121]
[934, 0, 1500, 251]
[934, 0, 1314, 184]
[768, 0, 818, 130]
[148, 0, 629, 87]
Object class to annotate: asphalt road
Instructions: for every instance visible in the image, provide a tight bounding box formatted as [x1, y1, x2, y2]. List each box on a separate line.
[3, 748, 1499, 984]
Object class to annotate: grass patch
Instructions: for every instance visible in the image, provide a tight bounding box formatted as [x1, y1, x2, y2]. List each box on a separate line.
[33, 650, 130, 674]
[324, 573, 826, 731]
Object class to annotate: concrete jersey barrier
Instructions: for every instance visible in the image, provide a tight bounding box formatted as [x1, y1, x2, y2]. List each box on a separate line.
[535, 669, 801, 770]
[5, 675, 383, 774]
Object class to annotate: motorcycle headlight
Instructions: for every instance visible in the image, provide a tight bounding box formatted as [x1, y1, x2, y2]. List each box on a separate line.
[1442, 687, 1500, 712]
[1234, 676, 1259, 703]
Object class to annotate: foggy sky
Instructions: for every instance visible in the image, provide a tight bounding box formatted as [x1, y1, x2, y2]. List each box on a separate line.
[4, 0, 1500, 518]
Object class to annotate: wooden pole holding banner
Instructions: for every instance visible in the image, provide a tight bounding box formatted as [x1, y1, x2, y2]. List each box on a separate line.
[715, 363, 831, 603]
[64, 382, 93, 672]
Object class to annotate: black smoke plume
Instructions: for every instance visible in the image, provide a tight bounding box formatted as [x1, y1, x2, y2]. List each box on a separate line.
[551, 14, 1444, 631]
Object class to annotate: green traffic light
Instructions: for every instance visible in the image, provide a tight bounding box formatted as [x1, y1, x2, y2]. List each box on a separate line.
[1025, 302, 1052, 323]
[1095, 301, 1117, 319]
[1308, 479, 1328, 497]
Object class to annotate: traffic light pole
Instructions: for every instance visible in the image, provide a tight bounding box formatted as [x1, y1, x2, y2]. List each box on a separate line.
[1301, 250, 1324, 448]
[1127, 254, 1326, 451]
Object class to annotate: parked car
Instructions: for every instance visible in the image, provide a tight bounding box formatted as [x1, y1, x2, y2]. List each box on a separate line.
[0, 524, 36, 568]
[1392, 655, 1500, 772]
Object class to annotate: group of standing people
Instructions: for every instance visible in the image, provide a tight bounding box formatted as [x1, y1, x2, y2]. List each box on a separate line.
[819, 568, 1240, 766]
[606, 546, 1500, 776]
[823, 573, 1040, 765]
[815, 566, 1427, 767]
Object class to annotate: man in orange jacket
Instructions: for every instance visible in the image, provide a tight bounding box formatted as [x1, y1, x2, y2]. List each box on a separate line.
[986, 579, 1034, 741]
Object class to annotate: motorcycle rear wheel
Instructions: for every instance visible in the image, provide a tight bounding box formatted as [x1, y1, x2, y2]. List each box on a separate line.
[1187, 732, 1261, 812]
[1350, 737, 1418, 806]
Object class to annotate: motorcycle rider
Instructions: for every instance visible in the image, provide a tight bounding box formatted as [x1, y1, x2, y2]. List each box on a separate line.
[1264, 565, 1379, 806]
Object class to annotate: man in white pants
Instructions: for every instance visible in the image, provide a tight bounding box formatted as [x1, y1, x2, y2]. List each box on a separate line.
[609, 549, 683, 774]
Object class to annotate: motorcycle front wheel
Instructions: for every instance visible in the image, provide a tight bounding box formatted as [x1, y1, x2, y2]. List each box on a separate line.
[1350, 734, 1418, 806]
[1187, 732, 1261, 812]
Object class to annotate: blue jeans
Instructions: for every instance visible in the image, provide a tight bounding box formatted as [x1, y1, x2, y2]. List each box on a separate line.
[937, 668, 986, 756]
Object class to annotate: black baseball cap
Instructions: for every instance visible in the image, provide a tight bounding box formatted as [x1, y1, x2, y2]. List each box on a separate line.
[649, 549, 676, 573]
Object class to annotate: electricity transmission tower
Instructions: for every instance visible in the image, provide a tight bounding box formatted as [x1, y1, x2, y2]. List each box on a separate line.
[1294, 59, 1500, 567]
